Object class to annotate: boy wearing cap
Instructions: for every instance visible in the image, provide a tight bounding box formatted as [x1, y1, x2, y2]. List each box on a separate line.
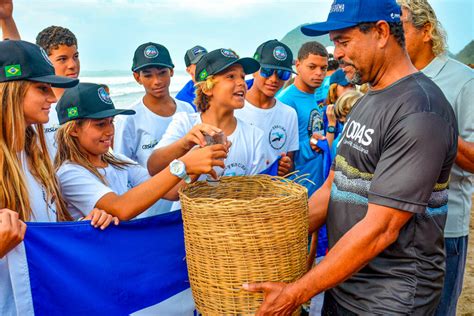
[148, 48, 267, 179]
[277, 41, 329, 195]
[175, 45, 208, 110]
[245, 0, 458, 314]
[113, 43, 194, 215]
[234, 40, 298, 176]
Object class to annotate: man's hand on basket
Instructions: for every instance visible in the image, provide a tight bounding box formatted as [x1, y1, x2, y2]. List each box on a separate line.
[242, 281, 302, 315]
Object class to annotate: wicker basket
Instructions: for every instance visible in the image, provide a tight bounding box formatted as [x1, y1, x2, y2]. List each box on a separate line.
[179, 175, 308, 315]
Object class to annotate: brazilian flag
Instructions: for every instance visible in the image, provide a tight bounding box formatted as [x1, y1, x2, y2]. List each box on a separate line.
[67, 107, 79, 118]
[5, 65, 22, 78]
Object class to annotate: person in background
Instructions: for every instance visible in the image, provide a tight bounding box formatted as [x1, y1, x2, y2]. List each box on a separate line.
[314, 46, 340, 105]
[175, 45, 208, 110]
[325, 69, 355, 105]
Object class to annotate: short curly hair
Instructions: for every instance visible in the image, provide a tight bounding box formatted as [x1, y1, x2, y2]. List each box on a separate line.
[36, 26, 78, 55]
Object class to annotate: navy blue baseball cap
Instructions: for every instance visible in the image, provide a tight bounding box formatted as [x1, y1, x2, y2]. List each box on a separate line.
[301, 0, 402, 36]
[0, 40, 78, 88]
[330, 69, 350, 86]
[195, 48, 260, 82]
[132, 42, 174, 72]
[56, 83, 135, 125]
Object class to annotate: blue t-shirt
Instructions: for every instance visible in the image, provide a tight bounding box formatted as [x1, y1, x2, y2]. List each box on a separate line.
[277, 84, 326, 195]
[314, 76, 330, 105]
[175, 80, 197, 111]
[278, 84, 328, 258]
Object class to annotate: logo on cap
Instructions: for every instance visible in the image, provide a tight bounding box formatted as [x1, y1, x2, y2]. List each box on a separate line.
[193, 47, 206, 56]
[67, 107, 79, 119]
[253, 53, 260, 61]
[144, 45, 159, 59]
[330, 3, 345, 13]
[199, 69, 208, 81]
[273, 46, 287, 61]
[4, 64, 22, 78]
[40, 48, 53, 67]
[390, 13, 401, 20]
[220, 49, 238, 59]
[97, 87, 113, 104]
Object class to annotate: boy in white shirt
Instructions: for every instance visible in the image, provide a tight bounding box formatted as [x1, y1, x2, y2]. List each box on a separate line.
[235, 40, 298, 175]
[114, 43, 195, 215]
[114, 42, 195, 167]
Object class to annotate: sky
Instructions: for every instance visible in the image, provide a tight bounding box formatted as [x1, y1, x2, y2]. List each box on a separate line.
[13, 0, 474, 71]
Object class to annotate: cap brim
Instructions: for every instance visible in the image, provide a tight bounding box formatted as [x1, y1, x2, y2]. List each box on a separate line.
[30, 75, 79, 88]
[85, 108, 136, 119]
[132, 63, 174, 72]
[259, 63, 296, 74]
[301, 21, 358, 36]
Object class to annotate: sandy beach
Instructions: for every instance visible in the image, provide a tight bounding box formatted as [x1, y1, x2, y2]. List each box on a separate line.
[457, 195, 473, 315]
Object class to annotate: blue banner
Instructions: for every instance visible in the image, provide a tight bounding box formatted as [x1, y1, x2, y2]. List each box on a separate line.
[7, 212, 196, 316]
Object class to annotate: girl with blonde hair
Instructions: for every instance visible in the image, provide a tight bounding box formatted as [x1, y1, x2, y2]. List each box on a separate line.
[0, 40, 116, 315]
[55, 82, 227, 220]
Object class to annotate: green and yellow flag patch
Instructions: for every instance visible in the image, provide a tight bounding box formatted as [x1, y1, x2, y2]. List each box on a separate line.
[67, 107, 79, 118]
[199, 69, 208, 81]
[5, 64, 22, 78]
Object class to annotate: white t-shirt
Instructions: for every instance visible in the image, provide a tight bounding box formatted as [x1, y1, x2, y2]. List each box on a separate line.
[235, 99, 299, 163]
[1, 152, 58, 316]
[114, 98, 195, 167]
[156, 112, 268, 177]
[43, 104, 60, 161]
[56, 154, 168, 220]
[156, 112, 268, 212]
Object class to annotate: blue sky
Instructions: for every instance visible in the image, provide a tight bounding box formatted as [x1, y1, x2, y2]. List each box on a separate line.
[14, 0, 473, 71]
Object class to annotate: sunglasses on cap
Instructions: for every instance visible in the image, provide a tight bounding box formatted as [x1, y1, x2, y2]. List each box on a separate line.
[259, 67, 292, 81]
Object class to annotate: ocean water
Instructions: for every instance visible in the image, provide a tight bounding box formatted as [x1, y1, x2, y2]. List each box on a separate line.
[79, 70, 191, 108]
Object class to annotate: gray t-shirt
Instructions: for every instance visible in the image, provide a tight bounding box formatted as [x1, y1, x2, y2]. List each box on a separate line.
[327, 73, 458, 315]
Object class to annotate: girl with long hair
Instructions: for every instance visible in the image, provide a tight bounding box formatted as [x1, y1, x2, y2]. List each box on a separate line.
[0, 40, 116, 315]
[55, 82, 227, 221]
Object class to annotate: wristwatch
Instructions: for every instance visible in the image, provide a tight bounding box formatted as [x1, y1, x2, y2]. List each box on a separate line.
[169, 159, 191, 184]
[327, 125, 336, 134]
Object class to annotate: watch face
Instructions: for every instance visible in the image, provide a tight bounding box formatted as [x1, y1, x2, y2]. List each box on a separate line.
[170, 160, 185, 175]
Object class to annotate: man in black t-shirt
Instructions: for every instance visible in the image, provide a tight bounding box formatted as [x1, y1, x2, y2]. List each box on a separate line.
[244, 0, 458, 315]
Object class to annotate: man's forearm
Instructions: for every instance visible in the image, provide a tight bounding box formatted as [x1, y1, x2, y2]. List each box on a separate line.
[455, 137, 474, 173]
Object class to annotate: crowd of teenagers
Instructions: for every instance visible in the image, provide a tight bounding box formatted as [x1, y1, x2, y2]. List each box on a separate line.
[1, 0, 473, 315]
